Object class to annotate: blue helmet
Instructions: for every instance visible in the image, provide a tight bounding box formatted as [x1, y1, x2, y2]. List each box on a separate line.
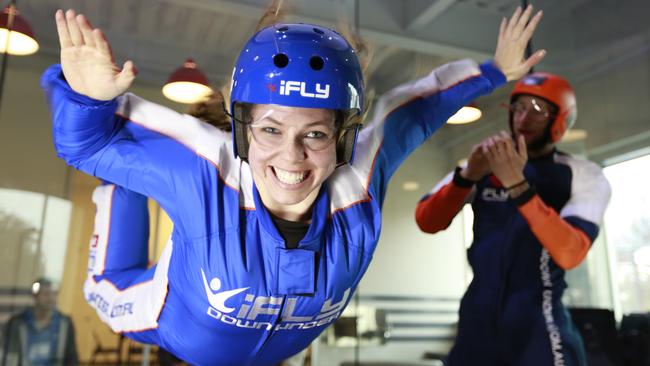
[230, 23, 365, 164]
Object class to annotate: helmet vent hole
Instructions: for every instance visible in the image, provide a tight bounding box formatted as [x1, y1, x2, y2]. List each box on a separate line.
[309, 56, 324, 71]
[313, 27, 324, 35]
[273, 53, 289, 68]
[277, 26, 289, 32]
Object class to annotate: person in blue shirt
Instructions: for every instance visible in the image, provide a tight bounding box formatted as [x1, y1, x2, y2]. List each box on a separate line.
[2, 279, 78, 366]
[44, 5, 545, 365]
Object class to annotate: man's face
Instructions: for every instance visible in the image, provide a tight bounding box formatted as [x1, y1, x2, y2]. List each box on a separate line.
[246, 104, 338, 216]
[510, 95, 555, 150]
[33, 283, 57, 312]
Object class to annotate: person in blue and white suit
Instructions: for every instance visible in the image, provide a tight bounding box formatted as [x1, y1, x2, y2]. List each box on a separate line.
[43, 5, 545, 365]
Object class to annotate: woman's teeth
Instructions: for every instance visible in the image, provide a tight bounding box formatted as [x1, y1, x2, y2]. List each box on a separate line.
[274, 168, 307, 184]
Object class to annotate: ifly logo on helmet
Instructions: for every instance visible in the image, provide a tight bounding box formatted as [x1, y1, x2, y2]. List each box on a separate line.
[279, 80, 330, 99]
[522, 75, 548, 86]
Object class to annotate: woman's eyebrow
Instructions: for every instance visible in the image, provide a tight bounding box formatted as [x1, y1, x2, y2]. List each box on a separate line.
[255, 116, 335, 128]
[304, 120, 336, 128]
[253, 116, 282, 125]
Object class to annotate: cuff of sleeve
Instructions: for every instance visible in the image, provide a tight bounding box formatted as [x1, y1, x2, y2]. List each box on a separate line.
[479, 61, 507, 89]
[42, 64, 118, 108]
[511, 185, 537, 206]
[453, 166, 476, 188]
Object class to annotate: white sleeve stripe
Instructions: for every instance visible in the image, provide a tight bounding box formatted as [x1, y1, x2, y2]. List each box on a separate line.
[89, 184, 116, 276]
[330, 59, 482, 212]
[556, 154, 612, 225]
[83, 237, 173, 333]
[421, 170, 476, 204]
[428, 171, 455, 196]
[116, 94, 256, 209]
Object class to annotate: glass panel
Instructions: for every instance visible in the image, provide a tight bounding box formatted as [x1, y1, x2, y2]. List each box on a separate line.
[41, 196, 73, 281]
[603, 153, 650, 314]
[0, 188, 47, 289]
[0, 188, 72, 323]
[564, 233, 615, 310]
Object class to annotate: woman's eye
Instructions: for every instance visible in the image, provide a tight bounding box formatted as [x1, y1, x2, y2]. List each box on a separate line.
[261, 127, 280, 134]
[305, 131, 328, 139]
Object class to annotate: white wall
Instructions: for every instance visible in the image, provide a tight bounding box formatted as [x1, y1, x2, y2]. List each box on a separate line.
[361, 142, 468, 298]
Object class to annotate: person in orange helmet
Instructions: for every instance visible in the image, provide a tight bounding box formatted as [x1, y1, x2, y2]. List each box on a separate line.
[415, 73, 611, 366]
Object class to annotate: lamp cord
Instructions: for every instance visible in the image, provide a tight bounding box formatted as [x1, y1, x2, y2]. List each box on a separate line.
[0, 0, 17, 115]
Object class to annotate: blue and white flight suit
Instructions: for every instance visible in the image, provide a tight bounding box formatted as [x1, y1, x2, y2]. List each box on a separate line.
[42, 59, 506, 365]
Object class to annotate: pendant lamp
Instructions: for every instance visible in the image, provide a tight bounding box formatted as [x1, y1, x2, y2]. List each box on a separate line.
[162, 58, 212, 104]
[447, 103, 482, 125]
[0, 3, 39, 55]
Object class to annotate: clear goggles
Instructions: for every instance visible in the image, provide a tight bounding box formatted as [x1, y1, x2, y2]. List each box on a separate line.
[234, 106, 340, 152]
[506, 97, 556, 122]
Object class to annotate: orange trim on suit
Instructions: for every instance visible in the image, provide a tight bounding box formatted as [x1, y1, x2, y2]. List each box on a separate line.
[415, 182, 472, 234]
[518, 194, 591, 270]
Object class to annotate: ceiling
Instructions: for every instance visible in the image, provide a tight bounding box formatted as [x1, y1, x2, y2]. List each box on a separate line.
[14, 0, 650, 152]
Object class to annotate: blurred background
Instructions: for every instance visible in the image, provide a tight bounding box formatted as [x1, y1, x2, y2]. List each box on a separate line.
[1, 0, 649, 365]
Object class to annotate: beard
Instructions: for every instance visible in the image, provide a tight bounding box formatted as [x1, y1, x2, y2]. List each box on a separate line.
[509, 117, 553, 154]
[526, 126, 553, 151]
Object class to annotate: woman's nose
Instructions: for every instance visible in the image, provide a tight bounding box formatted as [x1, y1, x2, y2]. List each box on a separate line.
[281, 135, 307, 161]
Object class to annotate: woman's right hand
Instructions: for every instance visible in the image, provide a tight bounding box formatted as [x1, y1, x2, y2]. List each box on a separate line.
[55, 9, 136, 101]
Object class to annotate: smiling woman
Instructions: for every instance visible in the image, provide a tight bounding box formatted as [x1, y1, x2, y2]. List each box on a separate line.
[247, 105, 339, 222]
[41, 3, 544, 365]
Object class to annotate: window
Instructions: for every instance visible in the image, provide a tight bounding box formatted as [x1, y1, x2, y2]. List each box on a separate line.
[0, 188, 72, 323]
[603, 152, 650, 314]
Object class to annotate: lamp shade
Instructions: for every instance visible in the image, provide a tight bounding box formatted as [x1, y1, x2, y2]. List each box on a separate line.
[0, 5, 38, 55]
[162, 58, 212, 104]
[447, 103, 482, 124]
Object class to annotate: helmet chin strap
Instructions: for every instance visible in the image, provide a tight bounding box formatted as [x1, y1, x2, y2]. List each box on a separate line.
[233, 105, 250, 161]
[336, 123, 361, 165]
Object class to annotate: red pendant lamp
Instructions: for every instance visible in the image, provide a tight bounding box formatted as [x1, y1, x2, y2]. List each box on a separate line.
[162, 58, 212, 104]
[447, 102, 482, 124]
[0, 2, 39, 56]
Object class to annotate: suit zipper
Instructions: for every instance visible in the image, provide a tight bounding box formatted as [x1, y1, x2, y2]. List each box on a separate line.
[248, 295, 287, 363]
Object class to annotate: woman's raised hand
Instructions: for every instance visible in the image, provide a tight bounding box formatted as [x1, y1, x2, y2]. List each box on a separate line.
[493, 5, 545, 82]
[55, 9, 136, 100]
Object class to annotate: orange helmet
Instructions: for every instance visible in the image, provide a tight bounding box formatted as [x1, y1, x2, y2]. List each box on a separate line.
[510, 72, 577, 142]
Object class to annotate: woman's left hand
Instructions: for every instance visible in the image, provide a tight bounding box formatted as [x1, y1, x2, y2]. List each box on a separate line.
[493, 5, 545, 82]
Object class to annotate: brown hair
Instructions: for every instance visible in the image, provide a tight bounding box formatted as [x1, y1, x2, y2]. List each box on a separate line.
[333, 18, 374, 137]
[255, 0, 291, 31]
[186, 91, 231, 132]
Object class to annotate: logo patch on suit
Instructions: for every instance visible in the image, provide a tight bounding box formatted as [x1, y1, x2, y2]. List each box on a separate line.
[200, 268, 349, 331]
[201, 268, 249, 313]
[481, 187, 509, 202]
